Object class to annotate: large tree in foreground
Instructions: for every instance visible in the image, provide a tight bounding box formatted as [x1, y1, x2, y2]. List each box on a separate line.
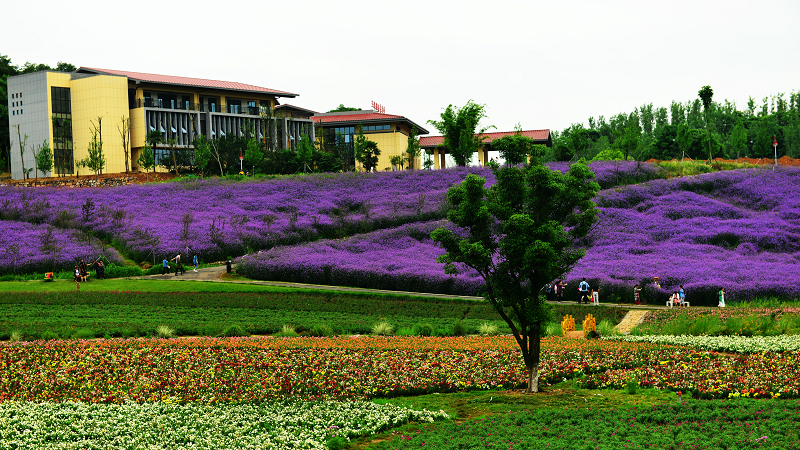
[427, 100, 493, 166]
[431, 153, 599, 393]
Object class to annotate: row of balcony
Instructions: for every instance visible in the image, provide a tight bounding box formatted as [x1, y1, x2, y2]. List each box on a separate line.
[130, 98, 261, 115]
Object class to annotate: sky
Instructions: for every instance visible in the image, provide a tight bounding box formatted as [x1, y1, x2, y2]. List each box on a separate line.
[4, 0, 800, 136]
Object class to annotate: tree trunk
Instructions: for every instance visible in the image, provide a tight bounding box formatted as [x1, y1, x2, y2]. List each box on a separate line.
[526, 361, 540, 393]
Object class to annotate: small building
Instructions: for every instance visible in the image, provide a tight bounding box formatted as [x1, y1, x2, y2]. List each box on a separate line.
[6, 67, 299, 179]
[313, 110, 429, 171]
[420, 129, 552, 169]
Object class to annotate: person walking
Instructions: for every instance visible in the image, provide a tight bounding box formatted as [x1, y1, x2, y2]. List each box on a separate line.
[171, 253, 185, 276]
[79, 259, 88, 278]
[590, 280, 599, 306]
[718, 287, 726, 307]
[634, 284, 642, 305]
[679, 285, 686, 306]
[578, 278, 590, 304]
[96, 259, 106, 279]
[162, 258, 170, 276]
[193, 253, 199, 272]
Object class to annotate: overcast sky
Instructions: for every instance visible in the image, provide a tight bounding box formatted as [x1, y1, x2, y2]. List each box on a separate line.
[4, 0, 799, 135]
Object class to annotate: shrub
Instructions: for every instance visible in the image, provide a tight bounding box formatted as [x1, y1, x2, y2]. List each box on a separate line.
[221, 325, 247, 337]
[596, 319, 619, 337]
[412, 323, 434, 337]
[10, 330, 24, 342]
[155, 325, 175, 338]
[309, 324, 334, 337]
[371, 322, 394, 336]
[545, 323, 562, 337]
[275, 324, 298, 337]
[104, 263, 144, 278]
[73, 328, 95, 340]
[451, 320, 470, 336]
[40, 330, 59, 340]
[625, 380, 639, 395]
[478, 322, 499, 336]
[326, 436, 348, 450]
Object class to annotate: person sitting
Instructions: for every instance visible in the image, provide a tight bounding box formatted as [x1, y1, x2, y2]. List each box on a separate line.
[73, 266, 81, 283]
[667, 292, 679, 309]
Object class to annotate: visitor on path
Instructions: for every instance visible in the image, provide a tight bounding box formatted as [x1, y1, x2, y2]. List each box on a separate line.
[634, 284, 642, 305]
[95, 260, 105, 279]
[679, 285, 686, 305]
[79, 259, 88, 278]
[578, 278, 590, 304]
[73, 265, 81, 283]
[718, 287, 726, 307]
[555, 280, 564, 302]
[193, 254, 199, 272]
[591, 281, 599, 305]
[171, 253, 185, 276]
[162, 258, 170, 276]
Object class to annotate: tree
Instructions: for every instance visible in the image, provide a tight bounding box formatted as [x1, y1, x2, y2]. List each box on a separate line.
[296, 135, 314, 173]
[427, 100, 493, 166]
[698, 85, 714, 161]
[13, 124, 29, 179]
[405, 127, 422, 169]
[38, 225, 61, 275]
[567, 125, 589, 160]
[492, 126, 535, 166]
[726, 120, 747, 159]
[619, 120, 641, 161]
[353, 125, 380, 172]
[431, 154, 599, 393]
[390, 155, 405, 170]
[86, 121, 106, 179]
[118, 116, 131, 173]
[326, 104, 361, 113]
[136, 144, 156, 182]
[35, 139, 53, 179]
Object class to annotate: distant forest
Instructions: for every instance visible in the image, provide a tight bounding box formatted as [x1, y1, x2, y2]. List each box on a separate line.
[549, 89, 800, 162]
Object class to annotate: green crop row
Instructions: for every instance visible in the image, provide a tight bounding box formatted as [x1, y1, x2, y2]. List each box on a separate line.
[374, 399, 800, 449]
[0, 291, 626, 341]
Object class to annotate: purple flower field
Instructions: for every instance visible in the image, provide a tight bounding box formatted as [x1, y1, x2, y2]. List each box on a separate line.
[240, 167, 800, 304]
[238, 221, 483, 295]
[0, 161, 659, 272]
[0, 221, 123, 275]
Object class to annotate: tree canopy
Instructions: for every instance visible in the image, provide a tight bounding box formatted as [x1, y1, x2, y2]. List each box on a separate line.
[431, 154, 600, 393]
[427, 100, 493, 166]
[326, 104, 361, 113]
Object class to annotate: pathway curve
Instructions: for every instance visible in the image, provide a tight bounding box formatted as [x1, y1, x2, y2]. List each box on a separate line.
[615, 309, 651, 335]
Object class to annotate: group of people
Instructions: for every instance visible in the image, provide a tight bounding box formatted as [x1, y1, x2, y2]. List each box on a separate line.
[73, 258, 105, 283]
[162, 251, 199, 276]
[544, 279, 601, 305]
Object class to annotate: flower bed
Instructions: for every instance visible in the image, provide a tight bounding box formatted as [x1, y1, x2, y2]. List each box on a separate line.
[2, 336, 798, 403]
[605, 334, 800, 353]
[0, 220, 123, 275]
[0, 400, 448, 450]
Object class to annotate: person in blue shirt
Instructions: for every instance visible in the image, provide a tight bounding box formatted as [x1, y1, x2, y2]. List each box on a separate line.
[679, 285, 686, 305]
[578, 278, 590, 304]
[193, 254, 199, 272]
[162, 258, 169, 276]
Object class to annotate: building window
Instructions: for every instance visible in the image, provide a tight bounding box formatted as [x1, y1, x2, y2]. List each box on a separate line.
[51, 86, 74, 175]
[19, 101, 22, 106]
[363, 125, 390, 132]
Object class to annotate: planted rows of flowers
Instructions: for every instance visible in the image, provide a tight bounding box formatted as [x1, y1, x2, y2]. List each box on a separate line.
[606, 334, 800, 353]
[0, 161, 659, 274]
[241, 167, 800, 303]
[0, 220, 124, 275]
[1, 336, 798, 403]
[0, 400, 448, 450]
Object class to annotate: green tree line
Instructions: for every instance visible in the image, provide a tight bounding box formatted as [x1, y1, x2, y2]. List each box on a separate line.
[550, 88, 800, 162]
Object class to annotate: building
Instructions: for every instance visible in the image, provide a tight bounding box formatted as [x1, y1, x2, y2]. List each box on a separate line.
[419, 129, 552, 169]
[6, 67, 299, 180]
[313, 110, 429, 171]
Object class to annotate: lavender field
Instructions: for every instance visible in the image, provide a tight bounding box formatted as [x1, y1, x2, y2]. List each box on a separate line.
[0, 221, 124, 275]
[239, 167, 800, 305]
[0, 161, 661, 274]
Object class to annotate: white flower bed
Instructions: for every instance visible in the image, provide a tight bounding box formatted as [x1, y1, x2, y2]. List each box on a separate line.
[0, 400, 449, 450]
[604, 334, 800, 353]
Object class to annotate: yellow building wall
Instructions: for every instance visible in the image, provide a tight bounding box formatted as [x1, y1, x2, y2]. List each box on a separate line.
[359, 125, 421, 171]
[46, 73, 131, 175]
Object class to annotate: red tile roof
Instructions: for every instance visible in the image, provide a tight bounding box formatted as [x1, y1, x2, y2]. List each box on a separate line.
[313, 112, 404, 123]
[419, 129, 550, 147]
[77, 67, 298, 97]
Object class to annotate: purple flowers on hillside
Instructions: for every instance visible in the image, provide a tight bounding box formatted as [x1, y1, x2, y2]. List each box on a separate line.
[0, 221, 123, 274]
[241, 167, 800, 304]
[238, 221, 483, 295]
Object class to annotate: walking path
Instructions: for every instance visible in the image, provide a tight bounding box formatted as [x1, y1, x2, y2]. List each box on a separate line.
[133, 265, 672, 312]
[615, 309, 651, 335]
